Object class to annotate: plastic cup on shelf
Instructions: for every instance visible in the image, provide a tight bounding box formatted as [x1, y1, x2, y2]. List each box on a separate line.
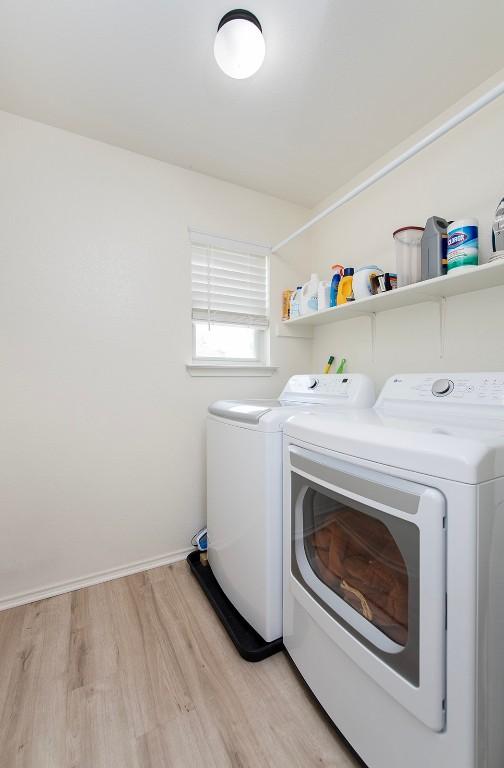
[393, 226, 424, 287]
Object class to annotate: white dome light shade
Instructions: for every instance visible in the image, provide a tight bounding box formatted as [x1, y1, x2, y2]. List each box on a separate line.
[214, 10, 265, 80]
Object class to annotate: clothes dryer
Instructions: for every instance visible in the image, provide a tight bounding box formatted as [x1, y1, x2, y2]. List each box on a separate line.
[283, 372, 504, 768]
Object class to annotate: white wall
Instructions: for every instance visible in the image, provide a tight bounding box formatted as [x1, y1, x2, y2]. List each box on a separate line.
[302, 74, 504, 388]
[0, 110, 312, 607]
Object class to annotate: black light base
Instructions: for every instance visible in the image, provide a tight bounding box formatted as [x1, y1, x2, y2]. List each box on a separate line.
[217, 9, 262, 33]
[186, 550, 283, 662]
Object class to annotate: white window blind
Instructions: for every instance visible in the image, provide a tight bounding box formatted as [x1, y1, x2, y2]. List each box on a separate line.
[190, 229, 270, 327]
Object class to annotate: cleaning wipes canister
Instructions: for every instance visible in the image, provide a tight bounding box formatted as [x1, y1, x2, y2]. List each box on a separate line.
[447, 218, 479, 273]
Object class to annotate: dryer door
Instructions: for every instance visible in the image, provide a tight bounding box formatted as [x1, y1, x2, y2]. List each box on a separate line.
[289, 445, 446, 732]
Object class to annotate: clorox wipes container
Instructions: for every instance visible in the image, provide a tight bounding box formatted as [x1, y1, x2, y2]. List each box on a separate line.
[447, 218, 479, 274]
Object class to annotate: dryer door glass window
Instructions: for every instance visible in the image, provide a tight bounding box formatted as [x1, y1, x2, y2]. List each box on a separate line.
[303, 488, 409, 646]
[291, 469, 421, 686]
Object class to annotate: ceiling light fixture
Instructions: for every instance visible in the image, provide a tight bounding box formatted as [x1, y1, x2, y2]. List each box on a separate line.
[214, 9, 265, 80]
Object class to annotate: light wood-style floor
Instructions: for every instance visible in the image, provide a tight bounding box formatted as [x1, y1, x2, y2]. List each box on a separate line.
[0, 560, 361, 768]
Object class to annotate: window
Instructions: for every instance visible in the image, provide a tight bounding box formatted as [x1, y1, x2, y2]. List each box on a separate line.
[190, 230, 269, 364]
[193, 323, 261, 361]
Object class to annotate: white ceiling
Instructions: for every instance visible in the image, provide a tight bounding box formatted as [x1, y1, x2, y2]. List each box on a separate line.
[1, 0, 503, 206]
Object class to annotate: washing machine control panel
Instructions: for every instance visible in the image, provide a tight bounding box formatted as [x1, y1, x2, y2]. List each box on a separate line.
[379, 373, 504, 406]
[283, 374, 352, 396]
[281, 374, 375, 407]
[305, 376, 350, 393]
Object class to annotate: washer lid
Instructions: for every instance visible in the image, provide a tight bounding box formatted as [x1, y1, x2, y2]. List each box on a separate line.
[285, 408, 504, 484]
[207, 373, 376, 428]
[208, 399, 281, 424]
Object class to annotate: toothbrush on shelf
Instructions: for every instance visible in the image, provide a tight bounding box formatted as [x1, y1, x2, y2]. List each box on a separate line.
[336, 358, 347, 374]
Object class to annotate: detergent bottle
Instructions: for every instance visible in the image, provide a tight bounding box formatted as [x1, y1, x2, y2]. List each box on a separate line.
[329, 264, 344, 307]
[289, 286, 302, 319]
[317, 280, 331, 311]
[300, 274, 319, 314]
[337, 268, 354, 305]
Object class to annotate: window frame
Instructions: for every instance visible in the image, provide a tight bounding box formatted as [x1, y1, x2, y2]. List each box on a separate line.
[189, 229, 270, 367]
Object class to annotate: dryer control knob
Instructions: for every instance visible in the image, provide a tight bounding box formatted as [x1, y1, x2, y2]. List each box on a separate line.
[432, 378, 454, 397]
[308, 377, 319, 390]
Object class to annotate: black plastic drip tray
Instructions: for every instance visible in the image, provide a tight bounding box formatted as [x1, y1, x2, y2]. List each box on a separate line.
[187, 550, 283, 662]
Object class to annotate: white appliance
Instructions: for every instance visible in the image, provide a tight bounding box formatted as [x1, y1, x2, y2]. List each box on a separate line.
[207, 373, 375, 642]
[283, 373, 504, 768]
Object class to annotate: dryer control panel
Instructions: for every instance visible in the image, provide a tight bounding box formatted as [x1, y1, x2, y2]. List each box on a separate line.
[377, 373, 504, 407]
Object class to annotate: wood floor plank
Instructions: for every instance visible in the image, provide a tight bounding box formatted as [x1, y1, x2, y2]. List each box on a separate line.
[0, 561, 361, 768]
[68, 583, 119, 693]
[134, 710, 218, 768]
[106, 574, 195, 737]
[67, 675, 137, 768]
[0, 595, 72, 768]
[0, 604, 27, 728]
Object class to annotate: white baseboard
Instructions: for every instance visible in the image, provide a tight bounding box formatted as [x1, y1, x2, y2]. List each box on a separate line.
[0, 547, 193, 612]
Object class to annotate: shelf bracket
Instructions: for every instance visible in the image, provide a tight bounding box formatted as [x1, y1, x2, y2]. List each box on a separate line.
[369, 312, 377, 362]
[438, 296, 447, 359]
[275, 322, 313, 339]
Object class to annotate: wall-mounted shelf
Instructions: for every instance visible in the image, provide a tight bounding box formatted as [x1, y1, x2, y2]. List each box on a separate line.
[282, 260, 504, 327]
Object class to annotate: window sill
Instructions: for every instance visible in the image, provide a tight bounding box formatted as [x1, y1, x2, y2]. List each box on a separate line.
[186, 363, 278, 378]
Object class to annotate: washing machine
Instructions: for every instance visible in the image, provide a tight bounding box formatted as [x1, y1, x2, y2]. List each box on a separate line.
[283, 372, 504, 768]
[207, 373, 375, 643]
